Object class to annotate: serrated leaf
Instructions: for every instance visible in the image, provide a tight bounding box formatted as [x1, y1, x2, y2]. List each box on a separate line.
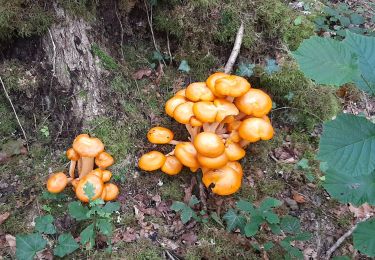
[244, 221, 260, 237]
[210, 212, 224, 227]
[293, 36, 359, 86]
[41, 191, 67, 201]
[84, 182, 96, 201]
[80, 223, 95, 249]
[264, 241, 274, 251]
[265, 59, 279, 75]
[318, 114, 375, 177]
[223, 209, 246, 232]
[102, 202, 120, 214]
[178, 60, 190, 73]
[259, 197, 282, 211]
[236, 200, 255, 213]
[263, 212, 280, 224]
[181, 207, 195, 224]
[16, 233, 47, 260]
[89, 198, 105, 207]
[281, 216, 301, 234]
[350, 13, 365, 25]
[188, 195, 199, 207]
[170, 201, 186, 212]
[269, 223, 282, 234]
[97, 219, 113, 236]
[236, 63, 255, 77]
[53, 233, 79, 258]
[324, 169, 375, 206]
[35, 215, 56, 235]
[353, 218, 375, 256]
[297, 158, 310, 170]
[68, 201, 89, 221]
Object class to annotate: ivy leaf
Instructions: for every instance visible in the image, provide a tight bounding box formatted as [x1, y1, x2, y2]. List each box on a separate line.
[318, 114, 375, 177]
[83, 182, 96, 201]
[223, 209, 246, 232]
[259, 197, 282, 211]
[102, 202, 120, 214]
[16, 233, 47, 260]
[236, 63, 255, 77]
[236, 200, 255, 214]
[281, 216, 301, 234]
[353, 218, 375, 256]
[293, 36, 359, 86]
[35, 215, 56, 235]
[97, 219, 113, 236]
[265, 59, 279, 75]
[53, 233, 79, 258]
[178, 60, 190, 73]
[68, 201, 89, 221]
[80, 223, 95, 249]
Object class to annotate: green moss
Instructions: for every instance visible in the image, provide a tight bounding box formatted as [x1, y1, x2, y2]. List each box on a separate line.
[112, 239, 163, 259]
[0, 95, 17, 139]
[283, 17, 315, 50]
[91, 43, 119, 71]
[58, 0, 97, 21]
[159, 178, 184, 201]
[258, 179, 285, 197]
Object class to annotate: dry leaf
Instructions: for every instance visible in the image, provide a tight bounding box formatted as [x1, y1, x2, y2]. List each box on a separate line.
[0, 212, 10, 225]
[180, 232, 197, 246]
[349, 203, 374, 219]
[132, 68, 152, 80]
[292, 193, 306, 204]
[5, 234, 16, 254]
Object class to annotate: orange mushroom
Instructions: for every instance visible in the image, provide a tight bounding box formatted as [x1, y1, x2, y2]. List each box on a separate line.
[147, 127, 174, 144]
[90, 168, 104, 179]
[190, 117, 203, 127]
[72, 134, 104, 178]
[66, 148, 80, 179]
[173, 102, 194, 124]
[95, 151, 114, 169]
[47, 172, 69, 194]
[101, 183, 119, 201]
[215, 75, 251, 97]
[214, 99, 239, 122]
[174, 142, 199, 168]
[102, 170, 112, 182]
[75, 174, 104, 202]
[193, 132, 225, 158]
[193, 101, 217, 123]
[197, 152, 228, 169]
[225, 141, 246, 161]
[238, 117, 274, 142]
[161, 156, 183, 175]
[165, 95, 187, 117]
[206, 72, 228, 97]
[175, 89, 186, 97]
[185, 82, 214, 101]
[138, 151, 166, 171]
[234, 89, 272, 117]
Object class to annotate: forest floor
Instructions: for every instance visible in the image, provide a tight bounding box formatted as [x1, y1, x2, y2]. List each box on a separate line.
[0, 0, 374, 259]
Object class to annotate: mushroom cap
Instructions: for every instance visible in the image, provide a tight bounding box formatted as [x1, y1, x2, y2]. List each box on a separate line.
[238, 117, 274, 142]
[66, 148, 80, 161]
[197, 152, 228, 169]
[165, 95, 186, 117]
[214, 99, 239, 122]
[227, 120, 242, 132]
[72, 134, 105, 157]
[227, 161, 243, 175]
[90, 168, 104, 179]
[47, 172, 68, 194]
[185, 82, 215, 102]
[228, 130, 241, 143]
[193, 132, 225, 158]
[225, 141, 246, 161]
[190, 116, 203, 127]
[71, 179, 79, 191]
[161, 156, 183, 175]
[202, 163, 243, 195]
[234, 89, 272, 117]
[175, 89, 186, 97]
[173, 101, 194, 124]
[206, 72, 228, 98]
[222, 115, 235, 124]
[190, 167, 200, 172]
[193, 101, 217, 123]
[95, 151, 114, 169]
[174, 142, 199, 168]
[75, 174, 104, 202]
[102, 170, 112, 182]
[215, 75, 251, 97]
[102, 183, 119, 201]
[138, 151, 166, 171]
[147, 127, 174, 144]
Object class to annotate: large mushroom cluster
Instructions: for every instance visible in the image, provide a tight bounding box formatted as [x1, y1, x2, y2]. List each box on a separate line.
[138, 72, 274, 195]
[46, 134, 119, 202]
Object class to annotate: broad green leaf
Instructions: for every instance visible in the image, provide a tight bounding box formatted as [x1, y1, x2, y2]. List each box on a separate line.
[244, 221, 260, 237]
[350, 13, 365, 25]
[16, 233, 47, 260]
[68, 201, 89, 221]
[263, 212, 279, 224]
[35, 215, 56, 235]
[263, 241, 274, 251]
[97, 219, 113, 236]
[344, 31, 375, 95]
[188, 195, 199, 207]
[281, 216, 301, 234]
[236, 63, 255, 77]
[293, 36, 359, 86]
[353, 218, 375, 256]
[178, 60, 190, 73]
[339, 16, 350, 27]
[53, 233, 79, 258]
[259, 197, 282, 211]
[223, 209, 246, 232]
[152, 51, 163, 62]
[83, 182, 96, 201]
[102, 202, 120, 214]
[236, 200, 255, 213]
[318, 114, 375, 176]
[280, 240, 304, 259]
[269, 223, 282, 234]
[181, 207, 195, 224]
[324, 169, 375, 206]
[297, 158, 310, 170]
[210, 212, 225, 227]
[265, 59, 279, 75]
[170, 201, 186, 212]
[41, 191, 67, 201]
[89, 198, 105, 207]
[80, 223, 95, 249]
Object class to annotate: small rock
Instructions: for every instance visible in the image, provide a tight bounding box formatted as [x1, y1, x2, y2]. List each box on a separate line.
[285, 198, 299, 210]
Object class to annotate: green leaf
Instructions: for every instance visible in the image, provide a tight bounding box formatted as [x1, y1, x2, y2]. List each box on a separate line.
[244, 221, 260, 237]
[294, 16, 303, 26]
[41, 191, 67, 201]
[324, 169, 375, 206]
[350, 13, 365, 25]
[353, 218, 375, 256]
[181, 207, 196, 224]
[97, 219, 113, 236]
[152, 51, 163, 62]
[89, 198, 105, 207]
[259, 197, 282, 211]
[16, 233, 47, 260]
[170, 201, 186, 212]
[35, 215, 56, 235]
[263, 212, 279, 224]
[265, 59, 279, 75]
[80, 223, 95, 249]
[223, 209, 246, 232]
[332, 256, 351, 260]
[339, 16, 351, 27]
[293, 36, 359, 86]
[269, 223, 282, 234]
[236, 63, 255, 77]
[83, 182, 96, 201]
[297, 158, 310, 170]
[210, 212, 224, 227]
[236, 200, 255, 213]
[281, 216, 301, 234]
[188, 195, 199, 207]
[102, 202, 120, 214]
[68, 201, 89, 221]
[292, 231, 313, 241]
[53, 233, 79, 258]
[263, 241, 274, 251]
[318, 114, 375, 177]
[178, 60, 190, 73]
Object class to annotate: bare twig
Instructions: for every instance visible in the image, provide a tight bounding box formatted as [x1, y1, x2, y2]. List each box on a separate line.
[48, 29, 56, 78]
[166, 33, 172, 65]
[224, 21, 244, 74]
[0, 76, 29, 151]
[114, 1, 125, 61]
[325, 216, 372, 260]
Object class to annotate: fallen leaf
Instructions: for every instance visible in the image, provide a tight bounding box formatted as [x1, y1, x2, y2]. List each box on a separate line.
[180, 232, 197, 246]
[0, 152, 10, 164]
[36, 248, 53, 260]
[292, 193, 306, 203]
[0, 212, 10, 225]
[132, 68, 152, 80]
[5, 234, 16, 254]
[349, 203, 374, 219]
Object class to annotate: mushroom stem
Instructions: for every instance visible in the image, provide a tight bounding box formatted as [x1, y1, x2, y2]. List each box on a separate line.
[77, 158, 82, 175]
[216, 123, 227, 134]
[80, 157, 95, 178]
[185, 124, 194, 138]
[69, 160, 77, 179]
[234, 112, 247, 121]
[219, 134, 230, 139]
[192, 126, 201, 139]
[239, 140, 251, 148]
[204, 122, 220, 133]
[226, 96, 235, 103]
[166, 149, 175, 156]
[168, 140, 182, 145]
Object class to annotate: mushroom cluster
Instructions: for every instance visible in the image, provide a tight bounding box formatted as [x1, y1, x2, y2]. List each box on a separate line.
[138, 72, 274, 195]
[46, 134, 119, 202]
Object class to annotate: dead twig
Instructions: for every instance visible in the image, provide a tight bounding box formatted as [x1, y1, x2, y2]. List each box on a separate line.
[0, 76, 29, 151]
[224, 21, 244, 74]
[166, 33, 173, 65]
[114, 1, 125, 61]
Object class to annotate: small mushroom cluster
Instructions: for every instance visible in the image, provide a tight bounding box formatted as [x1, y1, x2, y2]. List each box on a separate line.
[138, 72, 274, 195]
[46, 134, 119, 202]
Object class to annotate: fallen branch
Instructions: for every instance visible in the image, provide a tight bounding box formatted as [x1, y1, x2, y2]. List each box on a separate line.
[224, 21, 244, 74]
[0, 76, 29, 151]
